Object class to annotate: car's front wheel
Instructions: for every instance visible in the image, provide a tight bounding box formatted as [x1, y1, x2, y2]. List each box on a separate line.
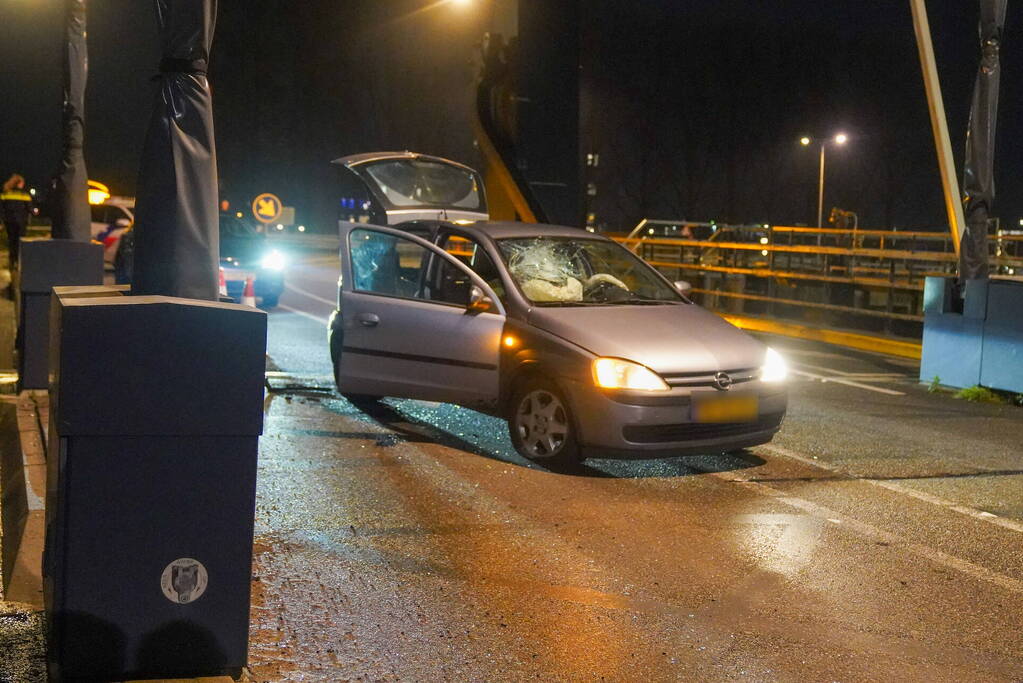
[508, 378, 581, 465]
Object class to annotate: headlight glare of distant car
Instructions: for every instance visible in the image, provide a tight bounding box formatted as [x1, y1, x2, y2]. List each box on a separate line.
[261, 250, 286, 270]
[761, 347, 788, 382]
[592, 357, 670, 391]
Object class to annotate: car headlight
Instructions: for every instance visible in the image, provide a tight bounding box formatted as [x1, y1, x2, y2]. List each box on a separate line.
[261, 250, 286, 270]
[761, 347, 788, 382]
[592, 357, 670, 391]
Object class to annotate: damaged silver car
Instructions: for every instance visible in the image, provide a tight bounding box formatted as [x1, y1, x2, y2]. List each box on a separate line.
[329, 152, 788, 464]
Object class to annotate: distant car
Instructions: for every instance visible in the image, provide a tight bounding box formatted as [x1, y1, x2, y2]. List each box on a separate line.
[112, 213, 287, 309]
[218, 213, 286, 308]
[328, 153, 788, 464]
[90, 197, 134, 266]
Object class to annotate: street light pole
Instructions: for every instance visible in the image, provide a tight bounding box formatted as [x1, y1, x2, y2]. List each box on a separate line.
[801, 133, 847, 228]
[817, 143, 826, 229]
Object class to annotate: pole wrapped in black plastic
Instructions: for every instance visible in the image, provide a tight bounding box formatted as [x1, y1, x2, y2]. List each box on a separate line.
[960, 0, 1006, 281]
[132, 0, 219, 300]
[52, 0, 91, 242]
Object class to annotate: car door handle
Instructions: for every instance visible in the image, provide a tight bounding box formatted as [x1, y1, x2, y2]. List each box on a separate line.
[356, 313, 379, 327]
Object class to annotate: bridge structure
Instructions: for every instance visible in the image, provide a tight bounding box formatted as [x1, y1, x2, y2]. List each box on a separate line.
[472, 0, 1023, 392]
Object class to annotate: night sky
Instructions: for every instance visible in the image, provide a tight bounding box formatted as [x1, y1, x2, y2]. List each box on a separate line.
[0, 0, 1018, 232]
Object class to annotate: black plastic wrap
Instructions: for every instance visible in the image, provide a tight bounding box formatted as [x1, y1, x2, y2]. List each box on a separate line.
[52, 0, 91, 242]
[960, 0, 1006, 281]
[132, 0, 219, 300]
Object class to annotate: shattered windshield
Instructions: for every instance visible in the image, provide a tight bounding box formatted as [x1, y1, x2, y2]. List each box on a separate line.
[496, 237, 683, 306]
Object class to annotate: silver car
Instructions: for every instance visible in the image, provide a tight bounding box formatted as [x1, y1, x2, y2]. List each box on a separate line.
[329, 153, 787, 464]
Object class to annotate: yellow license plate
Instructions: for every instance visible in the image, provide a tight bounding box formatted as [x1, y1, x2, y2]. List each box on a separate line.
[692, 394, 758, 423]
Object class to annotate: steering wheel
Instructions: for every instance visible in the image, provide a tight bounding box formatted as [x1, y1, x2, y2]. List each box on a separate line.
[583, 274, 631, 301]
[584, 273, 630, 292]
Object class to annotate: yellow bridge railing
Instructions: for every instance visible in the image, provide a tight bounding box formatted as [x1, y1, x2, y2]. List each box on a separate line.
[613, 222, 1023, 336]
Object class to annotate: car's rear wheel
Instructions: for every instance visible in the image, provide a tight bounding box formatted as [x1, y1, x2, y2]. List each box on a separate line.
[260, 293, 279, 309]
[508, 378, 580, 465]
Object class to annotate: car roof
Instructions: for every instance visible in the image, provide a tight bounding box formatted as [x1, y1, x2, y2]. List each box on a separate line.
[441, 221, 609, 241]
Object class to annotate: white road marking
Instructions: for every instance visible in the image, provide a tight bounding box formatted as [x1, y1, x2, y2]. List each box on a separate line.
[277, 304, 329, 325]
[713, 468, 1023, 595]
[285, 282, 336, 308]
[793, 361, 906, 380]
[792, 360, 863, 376]
[760, 443, 1023, 535]
[792, 369, 906, 396]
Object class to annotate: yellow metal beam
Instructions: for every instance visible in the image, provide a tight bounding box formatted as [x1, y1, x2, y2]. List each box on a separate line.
[910, 0, 965, 259]
[471, 115, 538, 223]
[618, 237, 1023, 268]
[642, 260, 931, 290]
[720, 314, 923, 360]
[618, 236, 966, 262]
[770, 226, 949, 239]
[692, 288, 924, 322]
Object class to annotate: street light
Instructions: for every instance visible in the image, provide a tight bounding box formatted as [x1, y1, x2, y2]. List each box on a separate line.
[800, 133, 848, 228]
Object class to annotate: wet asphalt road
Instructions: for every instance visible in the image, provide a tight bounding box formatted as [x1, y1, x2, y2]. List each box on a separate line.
[252, 250, 1023, 681]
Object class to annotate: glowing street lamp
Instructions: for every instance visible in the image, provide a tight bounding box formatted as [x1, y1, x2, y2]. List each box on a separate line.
[800, 133, 849, 228]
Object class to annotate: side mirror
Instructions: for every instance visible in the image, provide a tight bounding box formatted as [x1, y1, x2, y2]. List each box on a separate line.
[115, 218, 132, 228]
[467, 285, 493, 313]
[674, 280, 693, 296]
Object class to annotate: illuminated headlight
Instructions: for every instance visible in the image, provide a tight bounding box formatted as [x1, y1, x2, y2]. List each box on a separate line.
[261, 250, 287, 270]
[761, 347, 788, 382]
[593, 357, 670, 391]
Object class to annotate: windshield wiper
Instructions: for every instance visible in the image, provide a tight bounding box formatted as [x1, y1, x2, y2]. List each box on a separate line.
[533, 301, 606, 307]
[591, 298, 681, 305]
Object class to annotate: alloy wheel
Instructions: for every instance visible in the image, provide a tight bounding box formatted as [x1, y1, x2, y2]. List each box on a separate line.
[514, 389, 570, 458]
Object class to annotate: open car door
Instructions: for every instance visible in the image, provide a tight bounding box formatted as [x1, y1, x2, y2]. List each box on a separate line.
[336, 223, 505, 407]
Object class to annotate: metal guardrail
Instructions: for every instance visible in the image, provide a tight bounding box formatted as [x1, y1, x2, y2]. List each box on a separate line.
[614, 220, 1023, 336]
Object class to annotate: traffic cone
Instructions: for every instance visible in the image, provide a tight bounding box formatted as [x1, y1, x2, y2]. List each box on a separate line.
[241, 276, 256, 307]
[218, 267, 228, 298]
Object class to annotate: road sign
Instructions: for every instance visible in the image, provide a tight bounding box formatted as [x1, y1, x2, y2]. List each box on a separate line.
[252, 193, 283, 224]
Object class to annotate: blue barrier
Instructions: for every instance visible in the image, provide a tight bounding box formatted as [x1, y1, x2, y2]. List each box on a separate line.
[920, 276, 1023, 392]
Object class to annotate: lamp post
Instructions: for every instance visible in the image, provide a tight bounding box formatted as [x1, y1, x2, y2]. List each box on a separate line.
[800, 133, 847, 228]
[52, 0, 91, 242]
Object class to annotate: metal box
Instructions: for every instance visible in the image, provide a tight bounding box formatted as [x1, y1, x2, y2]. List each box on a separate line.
[16, 239, 103, 390]
[45, 292, 266, 681]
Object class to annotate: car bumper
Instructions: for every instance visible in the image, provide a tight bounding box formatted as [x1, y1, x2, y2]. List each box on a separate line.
[560, 378, 788, 457]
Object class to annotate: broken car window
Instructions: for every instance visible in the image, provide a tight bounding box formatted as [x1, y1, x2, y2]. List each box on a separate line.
[496, 237, 683, 306]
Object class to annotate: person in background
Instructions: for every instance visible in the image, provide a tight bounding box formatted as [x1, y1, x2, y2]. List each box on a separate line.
[1, 174, 33, 267]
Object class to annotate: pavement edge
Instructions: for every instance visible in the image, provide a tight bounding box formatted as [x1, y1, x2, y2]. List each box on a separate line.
[0, 391, 47, 608]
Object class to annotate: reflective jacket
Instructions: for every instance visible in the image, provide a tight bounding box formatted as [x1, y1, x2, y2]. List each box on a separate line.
[1, 189, 32, 228]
